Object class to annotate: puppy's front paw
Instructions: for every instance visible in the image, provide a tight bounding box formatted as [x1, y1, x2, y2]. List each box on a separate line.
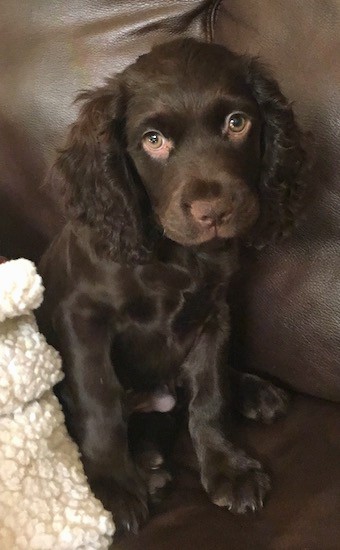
[90, 476, 148, 539]
[209, 468, 271, 513]
[203, 453, 271, 513]
[239, 373, 290, 424]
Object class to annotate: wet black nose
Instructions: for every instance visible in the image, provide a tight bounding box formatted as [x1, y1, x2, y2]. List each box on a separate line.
[190, 199, 231, 227]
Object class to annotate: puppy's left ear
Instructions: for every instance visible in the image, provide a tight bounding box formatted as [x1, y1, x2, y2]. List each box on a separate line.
[244, 58, 307, 246]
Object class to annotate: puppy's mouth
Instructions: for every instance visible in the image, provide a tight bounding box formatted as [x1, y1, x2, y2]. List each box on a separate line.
[189, 222, 234, 244]
[158, 198, 259, 246]
[160, 217, 236, 246]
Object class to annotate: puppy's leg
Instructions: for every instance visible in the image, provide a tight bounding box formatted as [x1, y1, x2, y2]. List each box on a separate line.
[230, 370, 290, 424]
[183, 309, 270, 514]
[56, 299, 148, 537]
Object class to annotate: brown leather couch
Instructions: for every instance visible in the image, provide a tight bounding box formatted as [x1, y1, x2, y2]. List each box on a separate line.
[1, 2, 339, 548]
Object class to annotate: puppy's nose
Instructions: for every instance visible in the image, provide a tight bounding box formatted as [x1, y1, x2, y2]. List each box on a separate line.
[190, 199, 230, 228]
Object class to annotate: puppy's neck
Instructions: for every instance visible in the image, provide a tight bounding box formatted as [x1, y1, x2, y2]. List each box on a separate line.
[155, 235, 238, 280]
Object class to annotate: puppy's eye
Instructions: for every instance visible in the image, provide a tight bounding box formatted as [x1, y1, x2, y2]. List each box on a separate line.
[143, 131, 164, 149]
[142, 131, 173, 160]
[224, 112, 251, 136]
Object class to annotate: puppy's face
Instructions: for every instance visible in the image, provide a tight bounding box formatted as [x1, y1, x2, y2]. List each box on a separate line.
[124, 41, 262, 246]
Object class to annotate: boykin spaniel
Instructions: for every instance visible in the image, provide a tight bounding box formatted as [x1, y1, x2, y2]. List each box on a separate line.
[38, 38, 305, 537]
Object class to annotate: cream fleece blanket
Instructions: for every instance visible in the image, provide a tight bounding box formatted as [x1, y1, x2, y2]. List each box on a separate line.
[0, 259, 115, 549]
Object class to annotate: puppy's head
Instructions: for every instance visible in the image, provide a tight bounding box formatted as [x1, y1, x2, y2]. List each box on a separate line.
[58, 39, 305, 260]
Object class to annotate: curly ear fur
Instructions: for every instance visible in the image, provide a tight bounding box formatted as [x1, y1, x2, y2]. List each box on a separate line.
[57, 79, 151, 264]
[244, 58, 307, 247]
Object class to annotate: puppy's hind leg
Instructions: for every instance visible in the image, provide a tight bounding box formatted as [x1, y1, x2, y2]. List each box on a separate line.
[230, 370, 291, 424]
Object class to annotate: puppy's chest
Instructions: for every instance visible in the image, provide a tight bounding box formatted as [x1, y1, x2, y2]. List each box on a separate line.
[116, 259, 226, 335]
[111, 251, 230, 388]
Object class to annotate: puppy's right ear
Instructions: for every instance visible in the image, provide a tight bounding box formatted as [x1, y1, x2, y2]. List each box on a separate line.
[57, 78, 149, 264]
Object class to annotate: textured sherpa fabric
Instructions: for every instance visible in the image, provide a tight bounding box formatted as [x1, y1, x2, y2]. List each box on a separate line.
[0, 393, 114, 549]
[0, 316, 62, 416]
[0, 259, 44, 322]
[0, 259, 115, 549]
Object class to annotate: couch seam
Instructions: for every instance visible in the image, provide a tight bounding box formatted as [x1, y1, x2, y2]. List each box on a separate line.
[206, 0, 223, 42]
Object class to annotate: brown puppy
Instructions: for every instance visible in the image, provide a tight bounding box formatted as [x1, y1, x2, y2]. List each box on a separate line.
[38, 38, 305, 537]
